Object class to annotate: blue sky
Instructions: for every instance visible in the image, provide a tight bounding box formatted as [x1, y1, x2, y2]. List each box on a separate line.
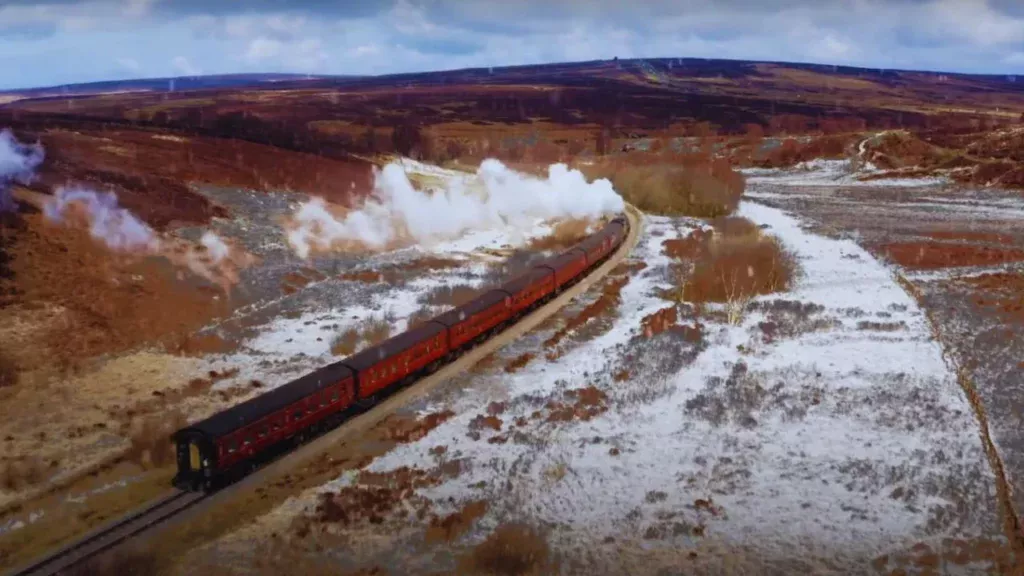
[1, 0, 1023, 90]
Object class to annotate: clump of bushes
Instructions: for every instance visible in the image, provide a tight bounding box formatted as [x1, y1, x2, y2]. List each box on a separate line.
[582, 156, 744, 217]
[462, 523, 551, 576]
[760, 135, 850, 168]
[1, 457, 46, 491]
[125, 411, 187, 469]
[0, 351, 18, 388]
[681, 217, 798, 323]
[330, 314, 394, 357]
[421, 284, 479, 308]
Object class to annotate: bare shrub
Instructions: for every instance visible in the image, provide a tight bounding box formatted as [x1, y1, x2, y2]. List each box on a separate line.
[582, 159, 744, 217]
[682, 219, 798, 323]
[505, 352, 535, 373]
[1, 456, 47, 491]
[425, 500, 488, 544]
[761, 135, 850, 167]
[0, 351, 18, 388]
[406, 306, 438, 329]
[362, 315, 392, 346]
[463, 523, 551, 576]
[709, 216, 761, 239]
[422, 284, 479, 308]
[331, 315, 394, 356]
[125, 411, 187, 469]
[527, 218, 593, 252]
[330, 327, 360, 356]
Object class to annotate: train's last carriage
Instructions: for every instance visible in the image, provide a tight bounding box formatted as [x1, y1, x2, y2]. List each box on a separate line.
[172, 427, 216, 491]
[172, 362, 356, 491]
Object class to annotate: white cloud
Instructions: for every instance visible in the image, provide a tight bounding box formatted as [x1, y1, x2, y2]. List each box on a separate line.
[244, 36, 327, 71]
[171, 55, 201, 75]
[116, 56, 140, 72]
[1, 0, 1023, 90]
[925, 0, 1024, 46]
[245, 37, 283, 62]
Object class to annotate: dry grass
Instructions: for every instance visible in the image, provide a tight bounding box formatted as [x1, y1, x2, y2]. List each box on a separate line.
[461, 523, 551, 576]
[3, 217, 229, 370]
[504, 352, 535, 374]
[527, 218, 593, 252]
[681, 218, 798, 322]
[422, 284, 480, 308]
[331, 314, 394, 356]
[124, 411, 187, 469]
[1, 457, 47, 492]
[0, 352, 17, 388]
[425, 500, 488, 544]
[581, 156, 744, 217]
[760, 135, 851, 167]
[330, 327, 361, 356]
[406, 306, 438, 329]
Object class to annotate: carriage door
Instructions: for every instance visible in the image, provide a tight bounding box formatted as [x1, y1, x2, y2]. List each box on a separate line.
[189, 442, 202, 470]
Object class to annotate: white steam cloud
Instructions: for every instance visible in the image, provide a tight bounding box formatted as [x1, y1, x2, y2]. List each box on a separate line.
[287, 159, 624, 258]
[200, 230, 230, 263]
[42, 187, 252, 293]
[44, 186, 161, 252]
[0, 129, 45, 212]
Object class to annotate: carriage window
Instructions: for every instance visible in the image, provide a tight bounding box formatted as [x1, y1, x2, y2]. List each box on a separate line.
[271, 421, 281, 431]
[259, 427, 267, 438]
[228, 441, 238, 453]
[331, 390, 339, 402]
[243, 437, 252, 446]
[294, 410, 303, 421]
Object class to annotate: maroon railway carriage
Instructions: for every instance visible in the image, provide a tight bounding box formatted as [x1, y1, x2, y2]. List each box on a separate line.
[343, 321, 448, 400]
[539, 248, 589, 289]
[501, 267, 555, 315]
[574, 224, 617, 266]
[433, 289, 513, 350]
[172, 362, 357, 490]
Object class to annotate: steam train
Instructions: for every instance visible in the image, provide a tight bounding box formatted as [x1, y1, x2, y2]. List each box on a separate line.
[172, 215, 629, 492]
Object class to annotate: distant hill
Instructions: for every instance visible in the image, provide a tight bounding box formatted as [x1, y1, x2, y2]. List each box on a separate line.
[3, 57, 1022, 138]
[0, 73, 361, 99]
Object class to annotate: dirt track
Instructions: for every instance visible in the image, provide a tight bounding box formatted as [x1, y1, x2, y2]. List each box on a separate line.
[79, 205, 643, 571]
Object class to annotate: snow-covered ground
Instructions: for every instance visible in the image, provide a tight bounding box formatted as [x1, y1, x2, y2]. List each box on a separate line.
[199, 162, 1004, 574]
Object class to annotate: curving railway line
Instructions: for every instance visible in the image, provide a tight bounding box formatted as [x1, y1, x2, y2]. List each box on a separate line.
[6, 205, 642, 576]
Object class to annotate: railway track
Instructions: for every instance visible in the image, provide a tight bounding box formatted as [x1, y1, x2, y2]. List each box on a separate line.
[5, 205, 642, 576]
[8, 491, 204, 576]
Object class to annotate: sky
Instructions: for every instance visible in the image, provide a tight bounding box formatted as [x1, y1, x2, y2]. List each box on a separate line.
[1, 0, 1024, 90]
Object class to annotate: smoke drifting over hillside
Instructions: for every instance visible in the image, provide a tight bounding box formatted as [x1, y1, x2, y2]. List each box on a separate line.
[42, 186, 252, 292]
[287, 159, 625, 258]
[0, 129, 44, 212]
[44, 186, 160, 252]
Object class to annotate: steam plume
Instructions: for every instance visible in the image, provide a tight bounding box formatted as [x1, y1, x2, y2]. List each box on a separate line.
[44, 186, 160, 252]
[0, 129, 45, 212]
[287, 159, 624, 258]
[42, 186, 253, 293]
